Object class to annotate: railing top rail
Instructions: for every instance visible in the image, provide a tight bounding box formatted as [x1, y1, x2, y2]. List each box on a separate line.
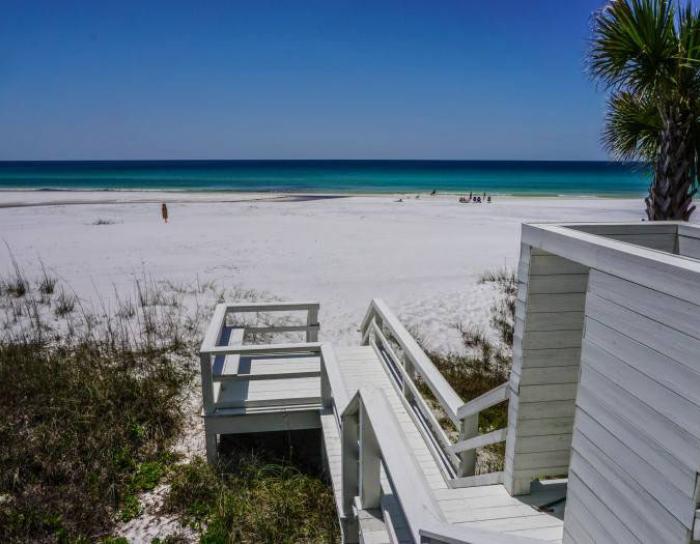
[523, 223, 700, 306]
[457, 383, 509, 420]
[320, 343, 349, 414]
[420, 523, 551, 544]
[223, 301, 320, 313]
[201, 342, 322, 356]
[343, 388, 444, 542]
[360, 298, 463, 424]
[200, 303, 228, 352]
[345, 388, 550, 544]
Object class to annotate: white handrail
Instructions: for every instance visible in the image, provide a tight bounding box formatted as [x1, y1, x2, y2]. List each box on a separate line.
[360, 298, 463, 425]
[360, 298, 511, 480]
[201, 342, 322, 356]
[420, 523, 551, 544]
[221, 301, 320, 312]
[342, 388, 444, 542]
[343, 388, 549, 544]
[457, 383, 510, 419]
[320, 343, 349, 417]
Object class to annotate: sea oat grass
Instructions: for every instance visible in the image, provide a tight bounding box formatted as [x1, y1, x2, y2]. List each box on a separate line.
[414, 268, 516, 471]
[164, 454, 339, 544]
[0, 277, 195, 543]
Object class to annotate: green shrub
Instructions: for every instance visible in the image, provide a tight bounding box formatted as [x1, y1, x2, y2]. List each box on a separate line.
[0, 279, 195, 543]
[414, 268, 516, 470]
[164, 455, 339, 544]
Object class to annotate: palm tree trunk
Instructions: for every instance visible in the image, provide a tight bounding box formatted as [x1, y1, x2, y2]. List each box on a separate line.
[647, 104, 697, 220]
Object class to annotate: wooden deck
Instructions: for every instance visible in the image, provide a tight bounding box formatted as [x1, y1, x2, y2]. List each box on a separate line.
[326, 345, 565, 543]
[199, 222, 700, 544]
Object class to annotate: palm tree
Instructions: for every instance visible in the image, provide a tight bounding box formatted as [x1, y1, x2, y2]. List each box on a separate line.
[590, 0, 700, 220]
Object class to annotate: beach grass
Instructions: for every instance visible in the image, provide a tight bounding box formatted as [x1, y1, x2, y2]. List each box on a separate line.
[415, 268, 515, 471]
[0, 263, 341, 543]
[164, 453, 338, 544]
[0, 267, 196, 543]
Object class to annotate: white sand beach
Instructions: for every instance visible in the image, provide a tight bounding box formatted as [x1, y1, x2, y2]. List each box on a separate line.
[1, 190, 693, 543]
[0, 191, 651, 353]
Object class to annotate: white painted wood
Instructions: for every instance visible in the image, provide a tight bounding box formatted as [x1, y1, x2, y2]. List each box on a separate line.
[573, 410, 696, 524]
[564, 487, 639, 544]
[369, 332, 460, 476]
[522, 223, 700, 306]
[581, 339, 700, 438]
[200, 303, 228, 351]
[457, 383, 509, 419]
[342, 389, 444, 543]
[359, 403, 382, 510]
[421, 523, 552, 544]
[525, 274, 589, 294]
[203, 341, 322, 356]
[223, 301, 320, 313]
[566, 222, 678, 235]
[449, 428, 507, 455]
[204, 407, 320, 434]
[574, 382, 695, 498]
[577, 367, 700, 472]
[507, 244, 589, 496]
[585, 293, 700, 371]
[321, 343, 349, 416]
[582, 318, 700, 408]
[587, 270, 700, 341]
[360, 299, 463, 425]
[215, 375, 320, 408]
[569, 448, 688, 543]
[447, 472, 505, 488]
[214, 354, 320, 381]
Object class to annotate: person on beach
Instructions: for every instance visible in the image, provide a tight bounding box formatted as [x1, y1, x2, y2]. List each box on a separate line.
[161, 203, 169, 223]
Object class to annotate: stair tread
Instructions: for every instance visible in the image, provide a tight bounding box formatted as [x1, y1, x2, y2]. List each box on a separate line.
[215, 375, 320, 408]
[213, 354, 320, 380]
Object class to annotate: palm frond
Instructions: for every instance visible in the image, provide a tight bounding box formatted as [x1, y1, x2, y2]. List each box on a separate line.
[603, 90, 661, 160]
[589, 0, 677, 93]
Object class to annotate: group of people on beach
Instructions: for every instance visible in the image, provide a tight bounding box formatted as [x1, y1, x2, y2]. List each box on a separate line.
[459, 192, 491, 204]
[394, 190, 493, 203]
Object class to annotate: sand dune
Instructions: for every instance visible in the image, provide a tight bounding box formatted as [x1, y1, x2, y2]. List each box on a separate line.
[0, 191, 650, 352]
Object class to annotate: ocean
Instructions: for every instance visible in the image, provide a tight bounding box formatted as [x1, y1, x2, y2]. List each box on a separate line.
[0, 160, 650, 197]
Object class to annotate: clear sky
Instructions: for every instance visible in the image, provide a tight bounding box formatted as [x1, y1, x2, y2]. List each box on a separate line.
[0, 0, 612, 161]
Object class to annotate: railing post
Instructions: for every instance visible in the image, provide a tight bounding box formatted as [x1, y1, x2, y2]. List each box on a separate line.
[341, 410, 360, 522]
[359, 403, 381, 509]
[320, 359, 331, 409]
[306, 305, 319, 342]
[458, 414, 478, 477]
[403, 359, 415, 401]
[200, 352, 214, 415]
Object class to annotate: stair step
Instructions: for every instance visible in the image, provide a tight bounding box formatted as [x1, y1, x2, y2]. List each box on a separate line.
[213, 354, 321, 381]
[320, 410, 344, 515]
[215, 375, 320, 408]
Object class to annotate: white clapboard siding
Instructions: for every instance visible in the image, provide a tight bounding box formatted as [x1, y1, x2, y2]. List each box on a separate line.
[678, 235, 700, 259]
[564, 480, 642, 544]
[573, 409, 696, 524]
[588, 270, 700, 342]
[575, 382, 696, 498]
[565, 269, 700, 543]
[569, 447, 688, 543]
[677, 224, 700, 259]
[505, 247, 587, 495]
[585, 292, 700, 374]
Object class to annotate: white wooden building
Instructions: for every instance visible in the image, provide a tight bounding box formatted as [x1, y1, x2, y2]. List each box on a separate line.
[200, 222, 700, 544]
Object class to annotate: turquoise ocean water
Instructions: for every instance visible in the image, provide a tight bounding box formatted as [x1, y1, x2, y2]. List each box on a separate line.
[0, 160, 650, 197]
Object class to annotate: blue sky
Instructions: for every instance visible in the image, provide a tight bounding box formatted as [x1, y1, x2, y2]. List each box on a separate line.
[0, 1, 611, 160]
